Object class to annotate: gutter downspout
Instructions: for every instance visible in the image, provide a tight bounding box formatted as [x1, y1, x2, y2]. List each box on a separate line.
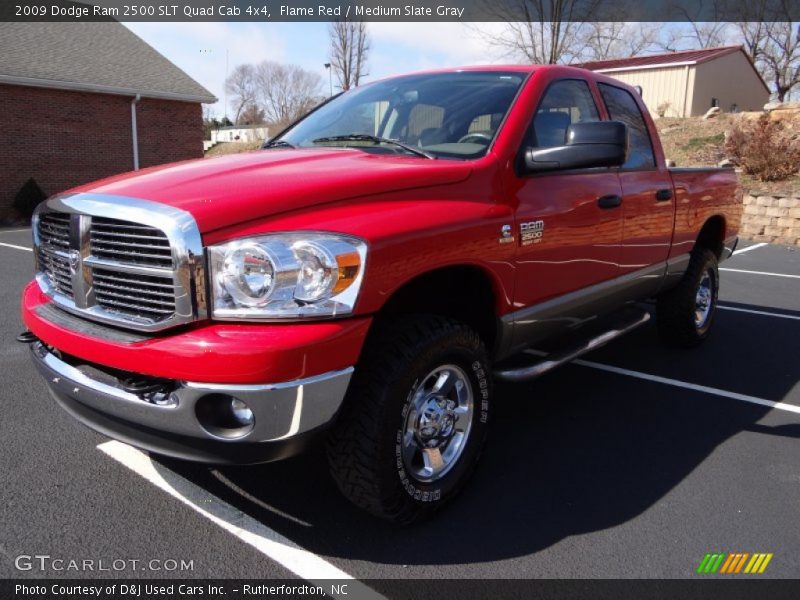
[131, 94, 141, 170]
[682, 65, 690, 118]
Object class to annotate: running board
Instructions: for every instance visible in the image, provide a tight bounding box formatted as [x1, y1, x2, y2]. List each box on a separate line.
[494, 309, 651, 383]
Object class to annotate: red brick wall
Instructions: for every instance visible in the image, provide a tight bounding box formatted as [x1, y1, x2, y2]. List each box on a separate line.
[0, 84, 203, 218]
[136, 97, 203, 169]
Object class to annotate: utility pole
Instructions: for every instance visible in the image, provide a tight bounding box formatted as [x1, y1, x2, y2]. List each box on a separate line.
[201, 47, 228, 121]
[225, 48, 229, 120]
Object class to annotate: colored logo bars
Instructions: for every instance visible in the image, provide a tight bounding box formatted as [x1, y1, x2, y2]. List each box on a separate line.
[697, 553, 774, 574]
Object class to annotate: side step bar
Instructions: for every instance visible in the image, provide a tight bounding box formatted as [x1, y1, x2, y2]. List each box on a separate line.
[494, 309, 651, 383]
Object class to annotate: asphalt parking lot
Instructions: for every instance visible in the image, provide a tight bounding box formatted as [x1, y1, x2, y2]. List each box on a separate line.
[1, 228, 799, 588]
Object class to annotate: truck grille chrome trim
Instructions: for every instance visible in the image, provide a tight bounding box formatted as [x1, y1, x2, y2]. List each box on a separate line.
[33, 193, 205, 332]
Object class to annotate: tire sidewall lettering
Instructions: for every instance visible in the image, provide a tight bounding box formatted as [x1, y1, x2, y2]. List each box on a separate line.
[393, 353, 489, 502]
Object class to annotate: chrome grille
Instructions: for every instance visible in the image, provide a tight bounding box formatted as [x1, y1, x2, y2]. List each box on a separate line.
[93, 268, 177, 321]
[37, 213, 73, 296]
[90, 217, 173, 268]
[33, 194, 204, 332]
[38, 213, 71, 249]
[38, 249, 73, 296]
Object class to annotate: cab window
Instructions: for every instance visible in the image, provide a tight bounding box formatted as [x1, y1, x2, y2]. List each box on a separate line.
[598, 83, 656, 169]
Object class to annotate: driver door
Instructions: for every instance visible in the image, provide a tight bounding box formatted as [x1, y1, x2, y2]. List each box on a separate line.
[509, 78, 624, 344]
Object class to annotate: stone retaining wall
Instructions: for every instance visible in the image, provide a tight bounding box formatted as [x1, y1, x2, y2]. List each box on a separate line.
[741, 192, 800, 246]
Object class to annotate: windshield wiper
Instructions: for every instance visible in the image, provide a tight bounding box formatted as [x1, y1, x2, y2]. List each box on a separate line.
[263, 139, 295, 149]
[312, 134, 435, 159]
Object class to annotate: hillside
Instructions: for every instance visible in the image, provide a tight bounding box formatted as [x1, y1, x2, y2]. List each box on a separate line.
[658, 114, 800, 195]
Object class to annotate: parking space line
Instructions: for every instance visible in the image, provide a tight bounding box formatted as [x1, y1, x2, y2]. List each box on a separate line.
[720, 267, 800, 280]
[718, 305, 800, 321]
[568, 358, 800, 415]
[733, 242, 767, 255]
[98, 441, 382, 597]
[0, 242, 32, 252]
[0, 228, 31, 234]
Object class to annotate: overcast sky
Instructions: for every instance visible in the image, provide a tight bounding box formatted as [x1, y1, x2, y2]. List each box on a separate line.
[124, 22, 505, 117]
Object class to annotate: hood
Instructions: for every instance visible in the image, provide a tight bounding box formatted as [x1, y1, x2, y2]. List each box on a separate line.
[70, 149, 473, 233]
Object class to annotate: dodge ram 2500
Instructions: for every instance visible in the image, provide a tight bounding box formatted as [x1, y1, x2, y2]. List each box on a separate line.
[21, 66, 741, 523]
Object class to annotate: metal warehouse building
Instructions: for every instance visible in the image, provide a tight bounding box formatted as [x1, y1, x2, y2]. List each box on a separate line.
[0, 22, 216, 222]
[580, 46, 770, 118]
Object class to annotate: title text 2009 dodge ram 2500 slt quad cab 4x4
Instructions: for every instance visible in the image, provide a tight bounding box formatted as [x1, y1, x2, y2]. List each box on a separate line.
[21, 66, 741, 523]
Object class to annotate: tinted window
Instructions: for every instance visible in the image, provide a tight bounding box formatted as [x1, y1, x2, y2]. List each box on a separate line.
[598, 83, 655, 169]
[531, 79, 599, 147]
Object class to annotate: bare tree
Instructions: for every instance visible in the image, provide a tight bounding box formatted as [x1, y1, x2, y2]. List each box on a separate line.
[734, 1, 799, 101]
[479, 0, 616, 65]
[328, 21, 370, 91]
[664, 0, 733, 49]
[239, 103, 266, 125]
[580, 22, 660, 61]
[756, 21, 799, 101]
[224, 64, 257, 125]
[684, 22, 732, 49]
[655, 25, 689, 52]
[654, 22, 731, 52]
[253, 62, 323, 128]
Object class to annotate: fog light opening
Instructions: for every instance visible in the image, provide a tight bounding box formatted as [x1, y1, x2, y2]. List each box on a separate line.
[195, 394, 256, 439]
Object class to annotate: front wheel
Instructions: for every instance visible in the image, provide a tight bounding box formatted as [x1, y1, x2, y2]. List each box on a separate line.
[327, 316, 491, 524]
[657, 248, 719, 347]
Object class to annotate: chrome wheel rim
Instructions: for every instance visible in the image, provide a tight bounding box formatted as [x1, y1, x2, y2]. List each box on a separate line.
[695, 270, 714, 329]
[401, 364, 474, 483]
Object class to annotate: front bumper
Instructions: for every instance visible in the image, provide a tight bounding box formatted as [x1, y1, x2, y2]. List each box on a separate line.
[22, 282, 371, 384]
[31, 341, 353, 464]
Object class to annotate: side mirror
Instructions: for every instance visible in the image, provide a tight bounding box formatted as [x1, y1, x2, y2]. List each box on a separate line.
[524, 121, 628, 173]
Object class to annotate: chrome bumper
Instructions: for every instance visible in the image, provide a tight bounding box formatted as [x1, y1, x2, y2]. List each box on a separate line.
[31, 342, 353, 463]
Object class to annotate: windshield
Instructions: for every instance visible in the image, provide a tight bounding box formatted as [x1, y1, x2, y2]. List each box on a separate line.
[274, 71, 526, 160]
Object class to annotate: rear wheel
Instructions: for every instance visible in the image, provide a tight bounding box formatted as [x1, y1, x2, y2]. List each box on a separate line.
[327, 315, 491, 524]
[657, 248, 719, 347]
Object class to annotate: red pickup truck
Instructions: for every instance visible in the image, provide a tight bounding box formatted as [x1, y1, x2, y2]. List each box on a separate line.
[21, 65, 741, 523]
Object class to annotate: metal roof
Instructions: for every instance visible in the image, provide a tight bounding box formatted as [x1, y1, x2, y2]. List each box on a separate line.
[0, 22, 216, 103]
[579, 46, 744, 72]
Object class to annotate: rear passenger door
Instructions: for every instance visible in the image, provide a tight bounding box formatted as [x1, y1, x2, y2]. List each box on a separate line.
[597, 83, 675, 275]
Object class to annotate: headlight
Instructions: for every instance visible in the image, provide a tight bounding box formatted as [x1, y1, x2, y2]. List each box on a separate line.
[208, 233, 367, 319]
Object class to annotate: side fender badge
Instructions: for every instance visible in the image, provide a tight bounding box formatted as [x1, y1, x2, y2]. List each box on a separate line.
[499, 224, 515, 244]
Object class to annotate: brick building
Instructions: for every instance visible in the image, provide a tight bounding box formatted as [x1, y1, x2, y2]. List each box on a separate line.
[0, 22, 216, 221]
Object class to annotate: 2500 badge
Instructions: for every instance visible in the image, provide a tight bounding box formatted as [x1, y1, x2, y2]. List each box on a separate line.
[520, 220, 545, 246]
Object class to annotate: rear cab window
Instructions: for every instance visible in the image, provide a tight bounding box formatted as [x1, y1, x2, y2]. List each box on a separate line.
[597, 83, 656, 169]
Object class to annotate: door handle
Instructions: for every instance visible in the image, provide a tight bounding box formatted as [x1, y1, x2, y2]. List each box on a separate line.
[597, 194, 622, 209]
[655, 188, 673, 201]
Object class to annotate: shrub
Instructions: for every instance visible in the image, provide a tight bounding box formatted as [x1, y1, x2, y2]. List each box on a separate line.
[12, 178, 47, 220]
[725, 115, 800, 182]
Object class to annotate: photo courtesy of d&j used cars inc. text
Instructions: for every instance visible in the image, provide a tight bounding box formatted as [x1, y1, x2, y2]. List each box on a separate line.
[1, 1, 800, 599]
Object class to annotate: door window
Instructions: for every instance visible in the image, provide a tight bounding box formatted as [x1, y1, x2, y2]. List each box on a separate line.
[530, 80, 600, 148]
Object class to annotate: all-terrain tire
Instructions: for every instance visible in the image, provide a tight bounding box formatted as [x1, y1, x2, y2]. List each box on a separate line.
[327, 315, 491, 524]
[657, 248, 719, 348]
